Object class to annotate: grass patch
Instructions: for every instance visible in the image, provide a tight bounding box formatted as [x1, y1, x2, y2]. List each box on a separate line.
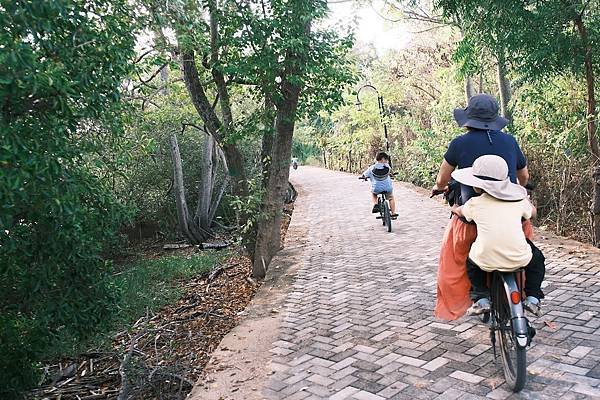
[111, 251, 222, 325]
[35, 251, 223, 383]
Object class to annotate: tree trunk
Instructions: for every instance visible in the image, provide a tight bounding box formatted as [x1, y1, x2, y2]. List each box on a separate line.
[252, 97, 300, 277]
[464, 76, 476, 102]
[496, 49, 512, 121]
[169, 135, 208, 244]
[196, 132, 215, 230]
[209, 3, 250, 200]
[181, 51, 223, 140]
[208, 147, 230, 224]
[459, 28, 476, 102]
[180, 50, 249, 201]
[252, 25, 306, 277]
[261, 97, 276, 188]
[159, 66, 169, 95]
[574, 15, 600, 245]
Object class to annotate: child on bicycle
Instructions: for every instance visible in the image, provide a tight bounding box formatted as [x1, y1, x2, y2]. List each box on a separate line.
[360, 152, 397, 218]
[450, 155, 546, 316]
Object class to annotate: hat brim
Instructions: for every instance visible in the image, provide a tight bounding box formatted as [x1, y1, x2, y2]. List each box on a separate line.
[453, 108, 509, 131]
[451, 167, 527, 201]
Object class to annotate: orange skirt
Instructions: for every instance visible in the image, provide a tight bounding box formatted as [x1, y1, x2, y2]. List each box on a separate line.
[434, 216, 533, 320]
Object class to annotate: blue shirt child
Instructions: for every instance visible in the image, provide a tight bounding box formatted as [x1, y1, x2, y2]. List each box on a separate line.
[363, 162, 393, 194]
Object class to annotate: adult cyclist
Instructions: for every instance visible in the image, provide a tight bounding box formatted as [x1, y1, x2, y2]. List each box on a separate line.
[432, 94, 534, 320]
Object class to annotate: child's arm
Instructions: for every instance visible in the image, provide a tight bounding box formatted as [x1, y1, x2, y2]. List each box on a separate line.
[523, 198, 537, 219]
[529, 199, 537, 218]
[454, 199, 475, 221]
[451, 205, 464, 217]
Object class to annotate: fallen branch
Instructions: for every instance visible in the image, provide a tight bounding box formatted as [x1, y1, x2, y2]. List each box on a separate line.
[163, 243, 193, 250]
[149, 369, 195, 387]
[202, 241, 229, 250]
[208, 266, 225, 282]
[117, 331, 144, 400]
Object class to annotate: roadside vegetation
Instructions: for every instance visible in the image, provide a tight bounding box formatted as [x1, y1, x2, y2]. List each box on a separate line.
[293, 0, 600, 243]
[3, 0, 599, 398]
[1, 0, 351, 398]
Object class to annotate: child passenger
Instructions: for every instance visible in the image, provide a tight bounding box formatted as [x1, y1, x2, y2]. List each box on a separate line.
[450, 155, 546, 316]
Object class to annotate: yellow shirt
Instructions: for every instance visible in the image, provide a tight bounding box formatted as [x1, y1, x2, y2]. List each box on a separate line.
[462, 193, 533, 272]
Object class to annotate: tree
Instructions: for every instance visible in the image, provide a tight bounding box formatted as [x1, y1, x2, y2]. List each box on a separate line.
[249, 0, 355, 277]
[0, 0, 136, 395]
[141, 0, 354, 271]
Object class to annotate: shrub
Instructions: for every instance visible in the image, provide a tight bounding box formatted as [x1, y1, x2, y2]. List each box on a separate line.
[0, 0, 136, 395]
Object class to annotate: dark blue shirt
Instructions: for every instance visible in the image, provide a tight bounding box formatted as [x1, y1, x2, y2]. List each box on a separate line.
[444, 129, 527, 205]
[444, 129, 526, 182]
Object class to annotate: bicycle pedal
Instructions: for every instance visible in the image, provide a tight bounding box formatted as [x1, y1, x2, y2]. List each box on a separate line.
[375, 216, 383, 219]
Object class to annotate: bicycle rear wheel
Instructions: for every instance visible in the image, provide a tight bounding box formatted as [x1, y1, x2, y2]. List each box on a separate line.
[492, 275, 527, 392]
[379, 198, 386, 226]
[383, 201, 392, 232]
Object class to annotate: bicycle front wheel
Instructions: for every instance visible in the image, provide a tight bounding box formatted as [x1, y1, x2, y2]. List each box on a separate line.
[492, 276, 527, 392]
[498, 325, 527, 391]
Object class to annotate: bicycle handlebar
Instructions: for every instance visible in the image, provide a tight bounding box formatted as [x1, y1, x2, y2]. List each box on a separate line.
[429, 181, 535, 199]
[430, 189, 447, 198]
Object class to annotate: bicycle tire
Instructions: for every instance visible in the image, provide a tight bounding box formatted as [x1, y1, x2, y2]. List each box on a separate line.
[384, 201, 392, 232]
[492, 274, 527, 392]
[379, 198, 386, 226]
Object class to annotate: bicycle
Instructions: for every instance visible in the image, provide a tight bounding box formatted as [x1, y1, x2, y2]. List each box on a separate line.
[482, 268, 534, 392]
[359, 176, 393, 232]
[431, 185, 536, 392]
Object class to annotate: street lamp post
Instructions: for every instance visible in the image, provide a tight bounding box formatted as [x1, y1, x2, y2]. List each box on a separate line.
[355, 84, 390, 154]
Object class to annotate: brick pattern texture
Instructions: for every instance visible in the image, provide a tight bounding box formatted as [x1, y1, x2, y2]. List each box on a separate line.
[264, 167, 600, 400]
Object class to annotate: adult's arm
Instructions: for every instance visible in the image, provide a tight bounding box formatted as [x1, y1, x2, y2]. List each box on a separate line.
[434, 159, 455, 190]
[514, 136, 528, 186]
[517, 166, 529, 187]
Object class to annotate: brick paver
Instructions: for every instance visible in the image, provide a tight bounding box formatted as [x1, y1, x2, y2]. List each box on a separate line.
[264, 167, 600, 399]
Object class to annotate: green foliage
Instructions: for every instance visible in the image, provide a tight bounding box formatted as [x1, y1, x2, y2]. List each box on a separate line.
[297, 7, 597, 241]
[436, 0, 600, 80]
[0, 0, 136, 396]
[120, 84, 206, 232]
[113, 252, 221, 325]
[228, 178, 266, 237]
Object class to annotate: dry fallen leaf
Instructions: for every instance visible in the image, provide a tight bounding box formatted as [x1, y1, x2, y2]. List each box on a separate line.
[544, 320, 558, 330]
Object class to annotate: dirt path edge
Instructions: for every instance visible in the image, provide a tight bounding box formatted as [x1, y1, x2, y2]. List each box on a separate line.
[186, 180, 309, 400]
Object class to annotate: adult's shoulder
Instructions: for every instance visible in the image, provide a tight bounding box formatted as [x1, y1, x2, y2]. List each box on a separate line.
[446, 132, 468, 150]
[449, 132, 468, 143]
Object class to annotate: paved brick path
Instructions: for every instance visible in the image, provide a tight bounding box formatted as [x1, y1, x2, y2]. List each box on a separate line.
[264, 166, 600, 400]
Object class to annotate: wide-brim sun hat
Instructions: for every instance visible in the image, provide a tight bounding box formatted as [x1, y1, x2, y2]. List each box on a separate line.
[451, 155, 527, 201]
[454, 94, 509, 131]
[372, 164, 390, 177]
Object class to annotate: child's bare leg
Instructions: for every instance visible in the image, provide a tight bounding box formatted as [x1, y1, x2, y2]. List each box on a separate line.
[389, 198, 396, 214]
[371, 193, 378, 204]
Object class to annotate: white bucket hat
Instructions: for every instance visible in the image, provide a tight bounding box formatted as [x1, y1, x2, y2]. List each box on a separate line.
[451, 155, 527, 201]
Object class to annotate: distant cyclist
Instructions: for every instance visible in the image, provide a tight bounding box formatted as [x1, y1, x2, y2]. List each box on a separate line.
[360, 152, 398, 218]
